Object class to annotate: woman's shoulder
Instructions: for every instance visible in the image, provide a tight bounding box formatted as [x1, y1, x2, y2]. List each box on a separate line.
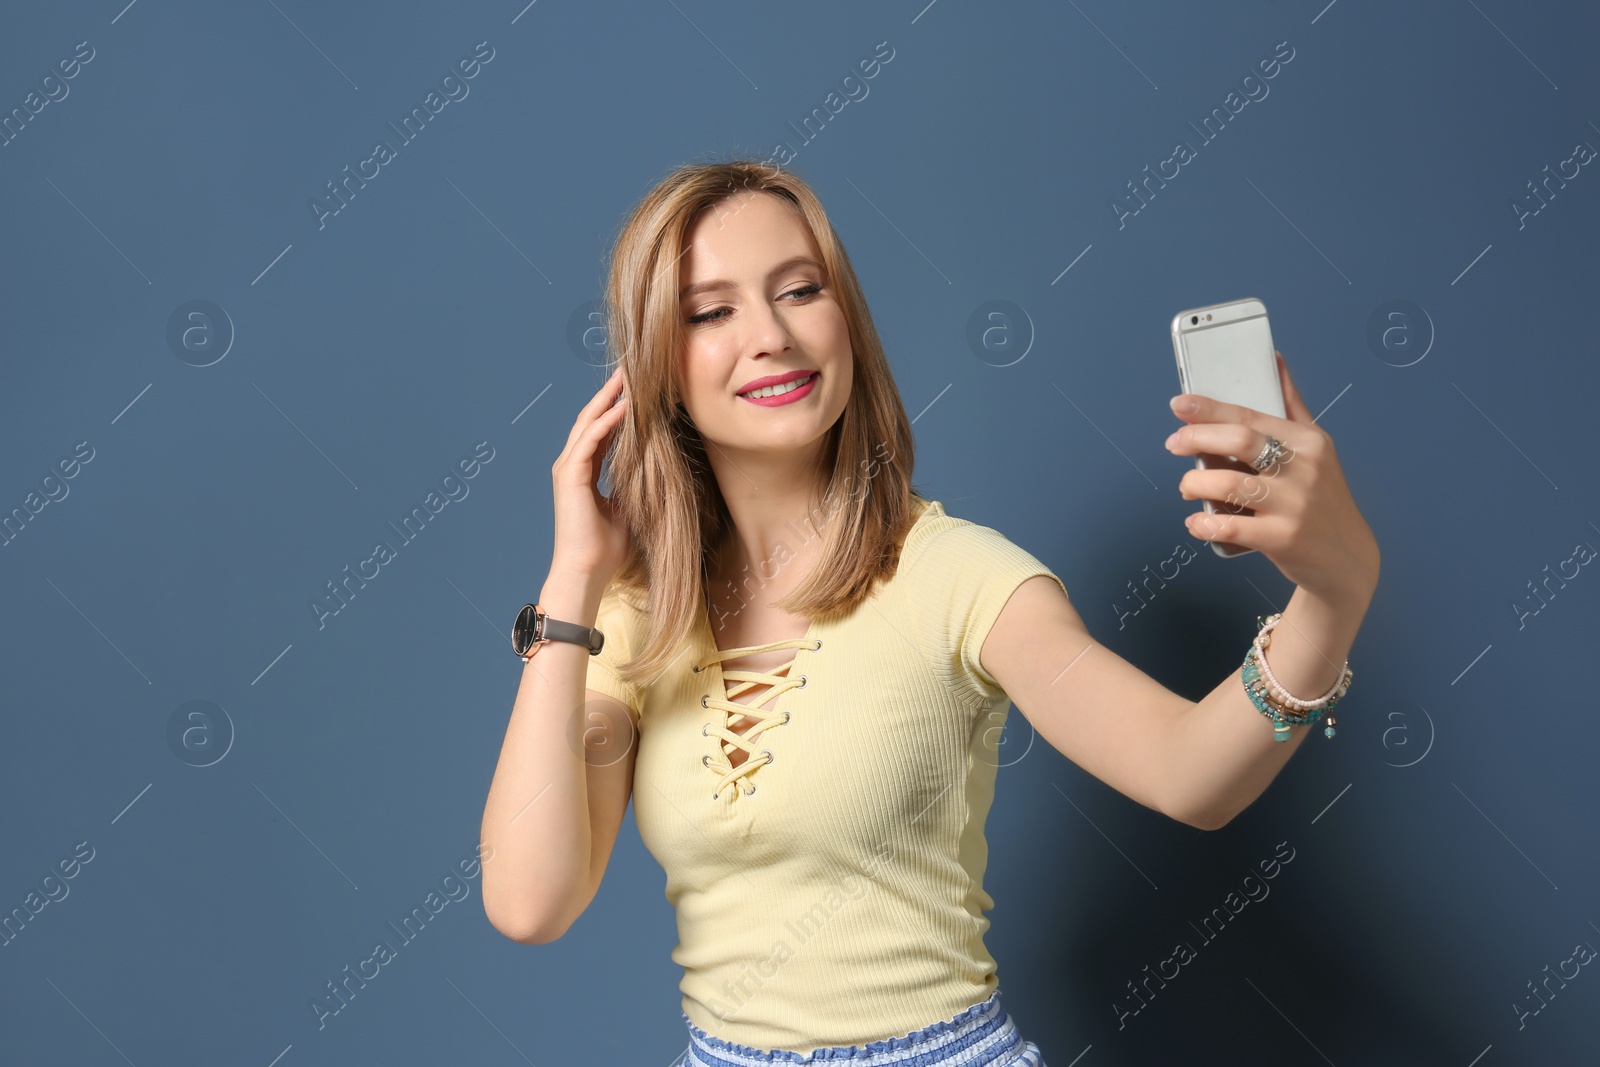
[584, 578, 651, 716]
[594, 576, 649, 638]
[898, 497, 1035, 573]
[894, 497, 1066, 620]
[894, 498, 1067, 703]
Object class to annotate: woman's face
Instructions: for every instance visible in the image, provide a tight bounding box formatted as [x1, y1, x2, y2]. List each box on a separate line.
[674, 191, 852, 464]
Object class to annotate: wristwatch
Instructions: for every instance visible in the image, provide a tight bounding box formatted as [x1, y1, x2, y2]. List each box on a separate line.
[511, 603, 606, 659]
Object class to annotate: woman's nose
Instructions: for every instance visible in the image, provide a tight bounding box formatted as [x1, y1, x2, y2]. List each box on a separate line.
[745, 300, 795, 353]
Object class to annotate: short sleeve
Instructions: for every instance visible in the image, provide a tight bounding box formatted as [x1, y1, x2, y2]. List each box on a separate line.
[583, 582, 644, 721]
[905, 522, 1068, 706]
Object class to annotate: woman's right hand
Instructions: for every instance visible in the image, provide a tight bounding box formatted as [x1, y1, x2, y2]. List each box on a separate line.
[550, 365, 631, 584]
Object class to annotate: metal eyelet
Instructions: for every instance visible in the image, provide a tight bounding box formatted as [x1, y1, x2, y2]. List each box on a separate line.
[761, 749, 773, 765]
[811, 639, 823, 652]
[796, 675, 807, 688]
[780, 711, 791, 724]
[700, 694, 710, 708]
[700, 722, 710, 736]
[743, 783, 756, 795]
[691, 664, 703, 674]
[701, 754, 713, 767]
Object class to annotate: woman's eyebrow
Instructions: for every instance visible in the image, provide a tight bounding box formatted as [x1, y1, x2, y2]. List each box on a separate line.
[679, 255, 823, 300]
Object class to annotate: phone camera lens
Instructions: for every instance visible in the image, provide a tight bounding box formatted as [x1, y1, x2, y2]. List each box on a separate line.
[1190, 316, 1199, 325]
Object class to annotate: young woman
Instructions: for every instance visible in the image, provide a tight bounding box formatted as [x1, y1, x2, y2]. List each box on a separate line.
[479, 161, 1380, 1065]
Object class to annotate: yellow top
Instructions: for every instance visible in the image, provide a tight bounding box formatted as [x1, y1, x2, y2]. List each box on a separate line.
[583, 498, 1067, 1051]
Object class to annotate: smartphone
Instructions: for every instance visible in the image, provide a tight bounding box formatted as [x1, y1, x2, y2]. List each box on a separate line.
[1169, 297, 1286, 559]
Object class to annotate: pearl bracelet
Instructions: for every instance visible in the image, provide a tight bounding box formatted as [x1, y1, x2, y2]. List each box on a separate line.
[1240, 613, 1352, 742]
[1252, 613, 1352, 710]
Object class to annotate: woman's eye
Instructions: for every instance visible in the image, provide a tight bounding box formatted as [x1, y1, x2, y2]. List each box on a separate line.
[783, 283, 823, 301]
[686, 283, 823, 325]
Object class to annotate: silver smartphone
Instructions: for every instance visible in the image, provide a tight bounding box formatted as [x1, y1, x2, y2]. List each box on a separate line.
[1170, 297, 1286, 559]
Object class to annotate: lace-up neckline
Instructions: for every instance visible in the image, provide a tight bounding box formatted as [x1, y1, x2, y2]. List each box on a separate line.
[692, 634, 821, 801]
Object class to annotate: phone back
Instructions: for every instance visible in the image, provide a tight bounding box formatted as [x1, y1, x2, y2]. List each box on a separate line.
[1170, 297, 1285, 558]
[1170, 298, 1285, 419]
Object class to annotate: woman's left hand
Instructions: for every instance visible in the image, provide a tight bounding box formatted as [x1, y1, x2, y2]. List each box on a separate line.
[1164, 350, 1380, 606]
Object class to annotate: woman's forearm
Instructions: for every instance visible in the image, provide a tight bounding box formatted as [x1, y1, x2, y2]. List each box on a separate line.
[1163, 582, 1374, 829]
[479, 570, 607, 941]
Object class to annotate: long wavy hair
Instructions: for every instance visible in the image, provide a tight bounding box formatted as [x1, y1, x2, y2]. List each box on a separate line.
[601, 160, 923, 687]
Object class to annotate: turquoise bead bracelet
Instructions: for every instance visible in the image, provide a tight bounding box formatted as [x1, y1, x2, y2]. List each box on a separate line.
[1239, 613, 1351, 742]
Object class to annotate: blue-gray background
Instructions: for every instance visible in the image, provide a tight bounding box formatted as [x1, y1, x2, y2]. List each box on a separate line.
[3, 1, 1596, 1064]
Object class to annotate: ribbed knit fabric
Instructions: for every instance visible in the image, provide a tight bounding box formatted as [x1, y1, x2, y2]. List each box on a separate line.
[583, 498, 1066, 1052]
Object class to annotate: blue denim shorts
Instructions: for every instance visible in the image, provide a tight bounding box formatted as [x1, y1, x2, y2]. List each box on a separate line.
[674, 989, 1047, 1066]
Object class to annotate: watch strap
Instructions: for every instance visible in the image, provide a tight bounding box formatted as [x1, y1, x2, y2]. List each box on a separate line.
[538, 613, 605, 656]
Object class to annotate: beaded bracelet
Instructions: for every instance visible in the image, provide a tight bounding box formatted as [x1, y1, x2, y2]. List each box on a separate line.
[1239, 613, 1352, 742]
[1253, 613, 1352, 710]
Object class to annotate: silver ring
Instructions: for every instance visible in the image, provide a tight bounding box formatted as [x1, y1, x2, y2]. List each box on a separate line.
[1248, 434, 1285, 474]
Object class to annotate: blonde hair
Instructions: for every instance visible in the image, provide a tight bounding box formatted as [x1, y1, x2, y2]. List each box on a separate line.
[601, 159, 923, 687]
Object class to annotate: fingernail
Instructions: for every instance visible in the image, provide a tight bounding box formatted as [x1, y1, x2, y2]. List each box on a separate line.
[1164, 431, 1179, 450]
[1170, 395, 1198, 414]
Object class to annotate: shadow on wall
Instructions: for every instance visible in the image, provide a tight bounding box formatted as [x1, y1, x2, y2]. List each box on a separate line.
[990, 502, 1457, 1062]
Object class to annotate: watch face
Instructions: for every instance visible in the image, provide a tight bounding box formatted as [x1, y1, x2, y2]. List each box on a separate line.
[512, 604, 540, 655]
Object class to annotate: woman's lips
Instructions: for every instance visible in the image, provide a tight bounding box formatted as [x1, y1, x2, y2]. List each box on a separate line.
[739, 371, 818, 406]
